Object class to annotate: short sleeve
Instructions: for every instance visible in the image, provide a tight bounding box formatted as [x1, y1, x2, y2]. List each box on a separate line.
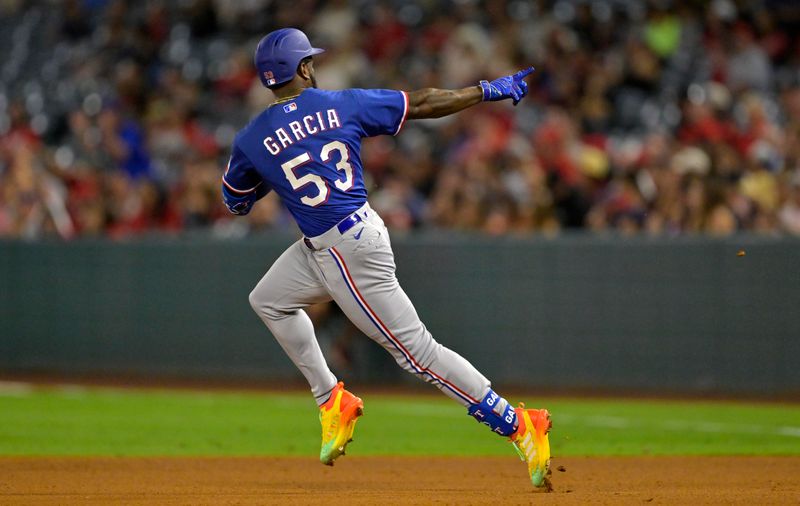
[223, 142, 267, 195]
[349, 89, 409, 138]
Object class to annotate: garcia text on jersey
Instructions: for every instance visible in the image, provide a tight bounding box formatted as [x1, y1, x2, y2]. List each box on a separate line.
[263, 109, 342, 156]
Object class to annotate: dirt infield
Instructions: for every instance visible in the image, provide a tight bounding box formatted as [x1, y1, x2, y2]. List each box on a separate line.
[1, 456, 798, 505]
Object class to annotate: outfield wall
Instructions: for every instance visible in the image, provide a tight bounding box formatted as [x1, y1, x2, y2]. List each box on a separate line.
[1, 234, 798, 395]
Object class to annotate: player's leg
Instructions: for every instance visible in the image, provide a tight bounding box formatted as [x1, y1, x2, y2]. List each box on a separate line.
[311, 211, 511, 413]
[249, 239, 365, 466]
[310, 208, 550, 486]
[248, 239, 337, 405]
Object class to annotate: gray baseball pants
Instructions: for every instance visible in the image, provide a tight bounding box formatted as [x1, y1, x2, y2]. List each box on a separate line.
[248, 202, 490, 406]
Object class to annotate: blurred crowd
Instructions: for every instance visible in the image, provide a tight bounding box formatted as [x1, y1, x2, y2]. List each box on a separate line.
[2, 0, 800, 240]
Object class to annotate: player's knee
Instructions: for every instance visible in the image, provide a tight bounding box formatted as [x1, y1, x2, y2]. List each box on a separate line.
[249, 284, 286, 320]
[248, 287, 263, 313]
[248, 285, 272, 315]
[410, 335, 440, 369]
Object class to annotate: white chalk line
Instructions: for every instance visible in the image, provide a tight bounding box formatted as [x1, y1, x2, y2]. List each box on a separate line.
[0, 381, 34, 396]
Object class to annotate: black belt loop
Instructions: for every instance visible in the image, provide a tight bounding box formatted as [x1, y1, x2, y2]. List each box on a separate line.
[303, 237, 315, 250]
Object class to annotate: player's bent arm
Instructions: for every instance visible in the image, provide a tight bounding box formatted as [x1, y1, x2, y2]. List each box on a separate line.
[222, 182, 269, 216]
[406, 67, 535, 120]
[222, 142, 269, 216]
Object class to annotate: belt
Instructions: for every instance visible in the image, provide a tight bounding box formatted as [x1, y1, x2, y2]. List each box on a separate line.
[303, 211, 363, 250]
[336, 212, 363, 234]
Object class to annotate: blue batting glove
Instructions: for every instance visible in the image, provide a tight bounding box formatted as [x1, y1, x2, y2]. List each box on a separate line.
[479, 67, 535, 106]
[222, 184, 257, 215]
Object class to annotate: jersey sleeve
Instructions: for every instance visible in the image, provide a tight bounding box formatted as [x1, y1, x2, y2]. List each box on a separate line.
[222, 142, 269, 197]
[348, 89, 409, 137]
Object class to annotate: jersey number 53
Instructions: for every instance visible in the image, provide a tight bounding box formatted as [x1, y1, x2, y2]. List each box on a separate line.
[280, 141, 354, 207]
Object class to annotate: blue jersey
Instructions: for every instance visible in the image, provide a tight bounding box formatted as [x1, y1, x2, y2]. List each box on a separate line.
[223, 88, 409, 237]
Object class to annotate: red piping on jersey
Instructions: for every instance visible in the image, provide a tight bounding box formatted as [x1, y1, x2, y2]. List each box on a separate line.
[222, 175, 262, 194]
[394, 91, 409, 136]
[223, 159, 262, 194]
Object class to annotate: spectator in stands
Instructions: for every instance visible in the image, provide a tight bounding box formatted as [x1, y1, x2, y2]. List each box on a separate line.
[1, 0, 800, 239]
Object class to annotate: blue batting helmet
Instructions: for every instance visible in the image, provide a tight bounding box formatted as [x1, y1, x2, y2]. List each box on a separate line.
[254, 28, 324, 88]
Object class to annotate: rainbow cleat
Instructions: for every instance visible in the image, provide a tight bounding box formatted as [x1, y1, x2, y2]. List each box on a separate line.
[319, 381, 364, 466]
[510, 404, 552, 489]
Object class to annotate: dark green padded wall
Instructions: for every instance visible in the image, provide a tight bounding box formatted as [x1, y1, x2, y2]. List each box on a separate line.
[1, 235, 798, 395]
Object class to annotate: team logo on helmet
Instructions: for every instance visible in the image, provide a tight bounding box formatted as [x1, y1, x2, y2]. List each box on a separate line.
[264, 70, 276, 86]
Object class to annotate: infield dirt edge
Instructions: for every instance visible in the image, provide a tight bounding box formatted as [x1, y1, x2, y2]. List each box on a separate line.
[2, 455, 799, 505]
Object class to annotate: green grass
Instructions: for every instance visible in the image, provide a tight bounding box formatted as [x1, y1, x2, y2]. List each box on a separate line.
[1, 385, 799, 456]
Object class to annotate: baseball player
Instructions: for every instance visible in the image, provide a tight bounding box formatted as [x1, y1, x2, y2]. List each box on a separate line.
[222, 28, 551, 488]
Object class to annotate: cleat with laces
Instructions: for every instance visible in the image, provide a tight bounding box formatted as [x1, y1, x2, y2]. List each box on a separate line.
[319, 382, 364, 466]
[510, 403, 551, 488]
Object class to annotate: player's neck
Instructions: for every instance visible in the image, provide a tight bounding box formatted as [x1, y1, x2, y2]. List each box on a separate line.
[272, 83, 309, 103]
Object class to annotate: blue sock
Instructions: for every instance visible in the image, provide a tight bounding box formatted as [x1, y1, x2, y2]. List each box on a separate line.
[467, 389, 517, 437]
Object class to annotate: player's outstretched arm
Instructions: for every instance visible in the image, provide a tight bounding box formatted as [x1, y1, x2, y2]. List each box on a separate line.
[406, 67, 534, 120]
